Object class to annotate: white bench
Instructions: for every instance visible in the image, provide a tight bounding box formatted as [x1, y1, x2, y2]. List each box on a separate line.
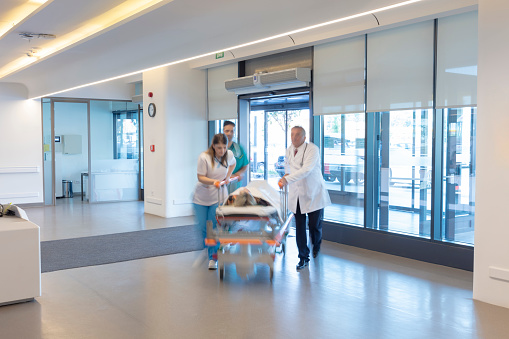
[0, 212, 41, 306]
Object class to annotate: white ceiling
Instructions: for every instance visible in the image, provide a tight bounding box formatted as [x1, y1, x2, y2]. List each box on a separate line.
[0, 0, 477, 98]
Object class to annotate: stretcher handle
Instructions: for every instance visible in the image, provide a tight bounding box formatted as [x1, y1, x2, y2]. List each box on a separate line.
[278, 174, 289, 189]
[279, 178, 289, 222]
[214, 175, 239, 188]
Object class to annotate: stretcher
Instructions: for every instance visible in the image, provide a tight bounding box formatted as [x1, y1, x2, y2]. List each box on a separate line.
[205, 178, 293, 281]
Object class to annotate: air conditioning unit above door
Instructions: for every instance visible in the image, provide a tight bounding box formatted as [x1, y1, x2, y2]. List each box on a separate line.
[225, 67, 311, 95]
[132, 94, 143, 103]
[225, 75, 257, 92]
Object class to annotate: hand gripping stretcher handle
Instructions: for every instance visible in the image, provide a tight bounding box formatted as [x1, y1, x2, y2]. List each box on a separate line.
[214, 175, 239, 188]
[215, 175, 240, 206]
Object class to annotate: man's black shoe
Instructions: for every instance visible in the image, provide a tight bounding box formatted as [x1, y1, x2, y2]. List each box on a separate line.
[312, 249, 319, 258]
[296, 258, 309, 270]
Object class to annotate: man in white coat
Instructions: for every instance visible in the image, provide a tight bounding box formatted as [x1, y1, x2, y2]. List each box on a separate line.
[279, 126, 331, 269]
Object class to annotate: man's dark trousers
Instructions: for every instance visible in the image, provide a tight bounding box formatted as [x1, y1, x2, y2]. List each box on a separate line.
[295, 199, 323, 260]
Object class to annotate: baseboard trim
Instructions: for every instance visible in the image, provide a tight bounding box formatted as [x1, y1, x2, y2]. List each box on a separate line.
[322, 221, 474, 271]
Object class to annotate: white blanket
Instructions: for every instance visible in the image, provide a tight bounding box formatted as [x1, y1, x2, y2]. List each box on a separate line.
[222, 180, 282, 221]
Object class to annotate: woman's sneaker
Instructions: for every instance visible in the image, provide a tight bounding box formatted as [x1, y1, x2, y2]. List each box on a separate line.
[208, 260, 218, 270]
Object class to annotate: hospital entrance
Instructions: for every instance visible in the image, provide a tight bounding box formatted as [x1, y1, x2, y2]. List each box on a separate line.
[248, 92, 310, 191]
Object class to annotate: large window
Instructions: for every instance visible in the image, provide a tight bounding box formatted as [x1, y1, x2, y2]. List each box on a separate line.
[441, 107, 476, 245]
[114, 111, 139, 159]
[376, 110, 433, 238]
[321, 108, 476, 247]
[323, 114, 365, 226]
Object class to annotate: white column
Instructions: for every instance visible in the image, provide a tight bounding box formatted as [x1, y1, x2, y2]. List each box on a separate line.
[474, 0, 509, 309]
[143, 63, 207, 218]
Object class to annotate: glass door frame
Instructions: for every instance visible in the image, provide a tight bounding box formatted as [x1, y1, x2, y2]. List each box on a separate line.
[246, 98, 311, 185]
[138, 104, 144, 201]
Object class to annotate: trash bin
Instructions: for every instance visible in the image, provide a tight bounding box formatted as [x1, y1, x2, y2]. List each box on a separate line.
[62, 180, 73, 198]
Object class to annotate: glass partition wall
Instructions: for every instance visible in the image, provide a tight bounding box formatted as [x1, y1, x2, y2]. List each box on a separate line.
[89, 100, 140, 203]
[42, 98, 142, 204]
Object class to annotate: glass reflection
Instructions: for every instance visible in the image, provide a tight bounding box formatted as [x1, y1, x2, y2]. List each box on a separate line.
[377, 110, 433, 237]
[323, 114, 365, 226]
[441, 107, 476, 245]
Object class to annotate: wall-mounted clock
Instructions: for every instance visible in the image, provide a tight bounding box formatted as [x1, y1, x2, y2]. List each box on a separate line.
[148, 103, 156, 117]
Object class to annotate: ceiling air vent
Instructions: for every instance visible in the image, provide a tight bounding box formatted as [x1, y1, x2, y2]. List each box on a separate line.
[258, 68, 311, 86]
[225, 75, 256, 91]
[132, 94, 143, 103]
[225, 67, 311, 95]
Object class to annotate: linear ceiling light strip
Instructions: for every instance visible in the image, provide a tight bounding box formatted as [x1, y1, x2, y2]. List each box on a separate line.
[30, 0, 421, 100]
[0, 0, 168, 79]
[0, 0, 52, 40]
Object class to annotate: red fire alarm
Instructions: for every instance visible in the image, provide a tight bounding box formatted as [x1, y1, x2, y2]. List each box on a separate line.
[148, 92, 153, 98]
[150, 145, 155, 152]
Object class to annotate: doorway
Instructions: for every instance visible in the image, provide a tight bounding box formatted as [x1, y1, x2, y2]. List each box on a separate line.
[248, 93, 310, 190]
[42, 98, 143, 205]
[42, 99, 89, 205]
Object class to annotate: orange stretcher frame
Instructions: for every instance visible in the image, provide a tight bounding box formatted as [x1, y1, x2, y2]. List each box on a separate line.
[205, 213, 292, 247]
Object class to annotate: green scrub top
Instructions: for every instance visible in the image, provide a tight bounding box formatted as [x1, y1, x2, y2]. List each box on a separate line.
[228, 142, 249, 192]
[229, 142, 249, 174]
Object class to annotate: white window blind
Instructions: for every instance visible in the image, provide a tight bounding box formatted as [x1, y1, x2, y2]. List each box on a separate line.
[367, 21, 434, 112]
[208, 63, 238, 121]
[313, 36, 365, 115]
[436, 11, 478, 109]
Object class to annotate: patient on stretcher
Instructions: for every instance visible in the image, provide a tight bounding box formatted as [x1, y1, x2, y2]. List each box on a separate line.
[226, 187, 270, 207]
[217, 182, 282, 234]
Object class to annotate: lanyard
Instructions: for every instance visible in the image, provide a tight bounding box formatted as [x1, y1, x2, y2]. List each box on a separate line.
[214, 156, 228, 168]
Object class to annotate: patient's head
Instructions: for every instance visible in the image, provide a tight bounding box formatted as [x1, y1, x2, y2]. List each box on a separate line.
[234, 188, 257, 207]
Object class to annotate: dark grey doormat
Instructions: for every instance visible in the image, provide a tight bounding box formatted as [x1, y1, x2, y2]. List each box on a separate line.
[41, 225, 202, 273]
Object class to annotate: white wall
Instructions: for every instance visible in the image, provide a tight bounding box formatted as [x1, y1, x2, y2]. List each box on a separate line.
[143, 63, 207, 218]
[0, 83, 43, 204]
[473, 0, 509, 309]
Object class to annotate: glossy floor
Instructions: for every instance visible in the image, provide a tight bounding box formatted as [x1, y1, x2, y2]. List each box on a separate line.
[29, 196, 195, 241]
[0, 200, 508, 339]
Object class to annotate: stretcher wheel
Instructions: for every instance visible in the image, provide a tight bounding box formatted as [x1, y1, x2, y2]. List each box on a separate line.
[269, 268, 274, 282]
[281, 242, 286, 254]
[219, 266, 224, 280]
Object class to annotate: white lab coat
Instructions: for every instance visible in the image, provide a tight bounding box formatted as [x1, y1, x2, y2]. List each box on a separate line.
[285, 142, 331, 214]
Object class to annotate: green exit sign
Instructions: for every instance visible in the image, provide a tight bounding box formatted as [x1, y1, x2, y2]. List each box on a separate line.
[215, 52, 225, 59]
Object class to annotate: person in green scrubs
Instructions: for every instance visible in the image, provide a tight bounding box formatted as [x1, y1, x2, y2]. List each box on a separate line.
[223, 121, 249, 191]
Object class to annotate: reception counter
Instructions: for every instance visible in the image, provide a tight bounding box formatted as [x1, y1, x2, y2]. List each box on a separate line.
[0, 214, 41, 306]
